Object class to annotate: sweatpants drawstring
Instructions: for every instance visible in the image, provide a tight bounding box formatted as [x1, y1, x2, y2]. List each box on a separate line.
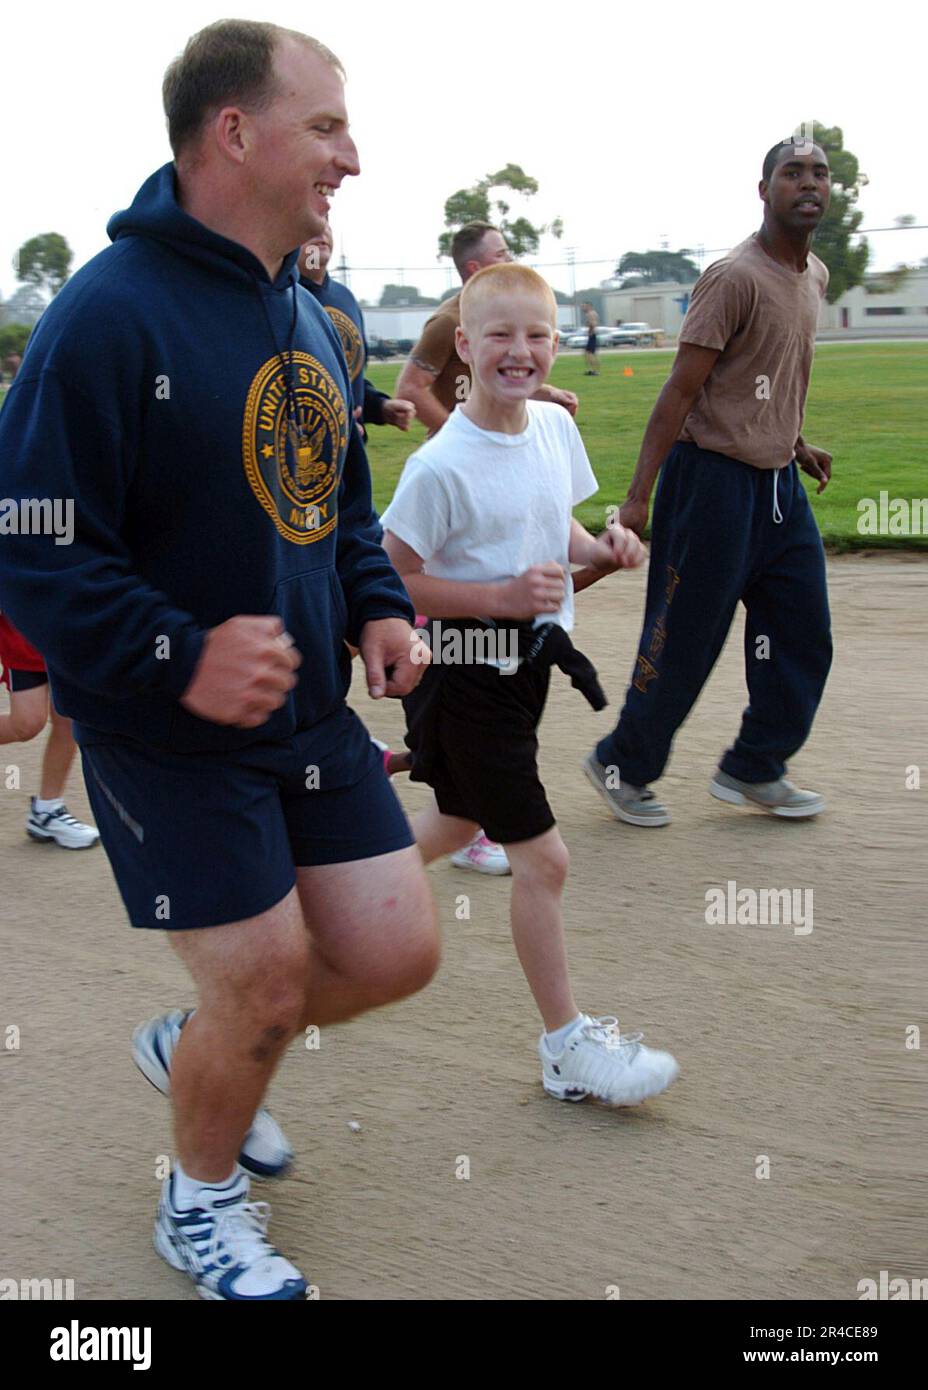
[772, 468, 784, 525]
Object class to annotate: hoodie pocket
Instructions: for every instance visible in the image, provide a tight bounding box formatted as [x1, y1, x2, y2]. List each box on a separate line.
[166, 567, 351, 753]
[268, 567, 352, 733]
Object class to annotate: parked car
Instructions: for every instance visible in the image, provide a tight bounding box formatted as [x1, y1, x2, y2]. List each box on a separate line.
[610, 322, 662, 346]
[367, 337, 400, 360]
[560, 325, 617, 350]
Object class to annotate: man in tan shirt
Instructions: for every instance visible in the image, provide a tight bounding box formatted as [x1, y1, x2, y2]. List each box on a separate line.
[396, 221, 577, 434]
[584, 139, 835, 827]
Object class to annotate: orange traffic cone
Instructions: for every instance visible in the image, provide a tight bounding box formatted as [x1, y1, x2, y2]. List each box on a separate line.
[623, 367, 634, 377]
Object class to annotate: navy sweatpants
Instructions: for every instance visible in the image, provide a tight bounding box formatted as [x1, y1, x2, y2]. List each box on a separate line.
[597, 442, 832, 786]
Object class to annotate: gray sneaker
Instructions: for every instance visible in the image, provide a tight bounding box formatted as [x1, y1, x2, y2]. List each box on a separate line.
[709, 769, 825, 819]
[582, 752, 671, 827]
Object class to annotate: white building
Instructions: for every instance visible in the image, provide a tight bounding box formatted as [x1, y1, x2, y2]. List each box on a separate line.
[350, 265, 928, 347]
[359, 301, 577, 344]
[361, 305, 435, 344]
[599, 281, 694, 337]
[818, 267, 928, 333]
[592, 267, 928, 341]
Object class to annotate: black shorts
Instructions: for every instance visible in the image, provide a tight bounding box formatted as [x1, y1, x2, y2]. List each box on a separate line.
[586, 332, 598, 353]
[404, 660, 555, 846]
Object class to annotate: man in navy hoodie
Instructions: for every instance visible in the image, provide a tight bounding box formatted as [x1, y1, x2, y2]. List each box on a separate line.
[0, 20, 439, 1301]
[300, 221, 415, 435]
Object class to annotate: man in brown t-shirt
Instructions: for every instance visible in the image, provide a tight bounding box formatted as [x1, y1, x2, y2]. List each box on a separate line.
[584, 139, 835, 826]
[396, 221, 577, 434]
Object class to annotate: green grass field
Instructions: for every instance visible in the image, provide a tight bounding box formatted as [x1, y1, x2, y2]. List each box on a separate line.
[1, 343, 924, 548]
[365, 342, 928, 550]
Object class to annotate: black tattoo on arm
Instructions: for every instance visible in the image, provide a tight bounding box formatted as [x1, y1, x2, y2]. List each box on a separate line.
[410, 356, 440, 377]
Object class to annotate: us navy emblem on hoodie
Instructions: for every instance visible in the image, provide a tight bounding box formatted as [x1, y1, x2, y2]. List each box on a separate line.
[243, 351, 349, 544]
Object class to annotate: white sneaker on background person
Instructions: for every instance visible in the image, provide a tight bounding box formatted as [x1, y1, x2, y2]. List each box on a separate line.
[539, 1014, 679, 1105]
[26, 797, 100, 849]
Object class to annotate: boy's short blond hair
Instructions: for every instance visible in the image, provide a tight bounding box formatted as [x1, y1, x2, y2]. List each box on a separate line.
[460, 263, 558, 334]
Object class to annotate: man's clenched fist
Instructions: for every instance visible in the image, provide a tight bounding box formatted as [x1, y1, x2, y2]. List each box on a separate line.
[181, 615, 302, 728]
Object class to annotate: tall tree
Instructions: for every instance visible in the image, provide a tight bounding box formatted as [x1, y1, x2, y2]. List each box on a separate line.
[0, 322, 32, 358]
[803, 122, 869, 303]
[617, 249, 700, 286]
[439, 164, 563, 259]
[14, 232, 73, 298]
[866, 264, 914, 293]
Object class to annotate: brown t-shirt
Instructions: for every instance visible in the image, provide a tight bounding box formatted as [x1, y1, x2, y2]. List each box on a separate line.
[410, 292, 469, 424]
[678, 234, 829, 469]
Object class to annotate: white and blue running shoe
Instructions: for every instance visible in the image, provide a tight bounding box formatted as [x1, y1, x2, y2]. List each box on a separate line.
[154, 1168, 306, 1300]
[132, 1009, 294, 1178]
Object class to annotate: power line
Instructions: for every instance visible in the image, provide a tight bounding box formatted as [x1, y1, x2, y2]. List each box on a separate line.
[345, 226, 927, 276]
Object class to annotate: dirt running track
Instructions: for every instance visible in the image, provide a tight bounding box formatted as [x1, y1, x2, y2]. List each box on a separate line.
[2, 555, 925, 1301]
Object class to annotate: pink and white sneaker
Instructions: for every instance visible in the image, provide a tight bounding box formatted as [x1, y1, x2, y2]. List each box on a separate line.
[451, 831, 511, 876]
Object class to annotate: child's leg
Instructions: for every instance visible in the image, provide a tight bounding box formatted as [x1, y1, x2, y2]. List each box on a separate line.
[40, 703, 78, 799]
[385, 749, 413, 776]
[504, 827, 578, 1032]
[0, 684, 48, 745]
[412, 795, 479, 865]
[369, 737, 413, 778]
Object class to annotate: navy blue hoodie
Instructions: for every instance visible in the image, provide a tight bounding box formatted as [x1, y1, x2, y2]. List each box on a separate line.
[0, 164, 413, 755]
[299, 270, 389, 426]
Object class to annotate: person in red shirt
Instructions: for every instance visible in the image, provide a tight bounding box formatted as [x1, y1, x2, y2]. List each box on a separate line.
[0, 614, 100, 848]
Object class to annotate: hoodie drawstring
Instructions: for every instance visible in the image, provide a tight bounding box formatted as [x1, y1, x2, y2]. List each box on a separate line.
[772, 467, 784, 525]
[256, 280, 303, 455]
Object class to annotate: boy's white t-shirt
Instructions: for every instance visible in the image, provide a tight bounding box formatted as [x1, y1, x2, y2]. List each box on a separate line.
[380, 401, 598, 632]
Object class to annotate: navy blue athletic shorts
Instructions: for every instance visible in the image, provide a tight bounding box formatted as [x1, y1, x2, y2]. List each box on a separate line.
[75, 706, 414, 930]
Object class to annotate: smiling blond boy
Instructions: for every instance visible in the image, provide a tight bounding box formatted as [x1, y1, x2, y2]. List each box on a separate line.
[382, 263, 679, 1106]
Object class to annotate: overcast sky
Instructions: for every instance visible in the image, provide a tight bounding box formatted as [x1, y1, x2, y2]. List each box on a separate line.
[3, 0, 926, 304]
